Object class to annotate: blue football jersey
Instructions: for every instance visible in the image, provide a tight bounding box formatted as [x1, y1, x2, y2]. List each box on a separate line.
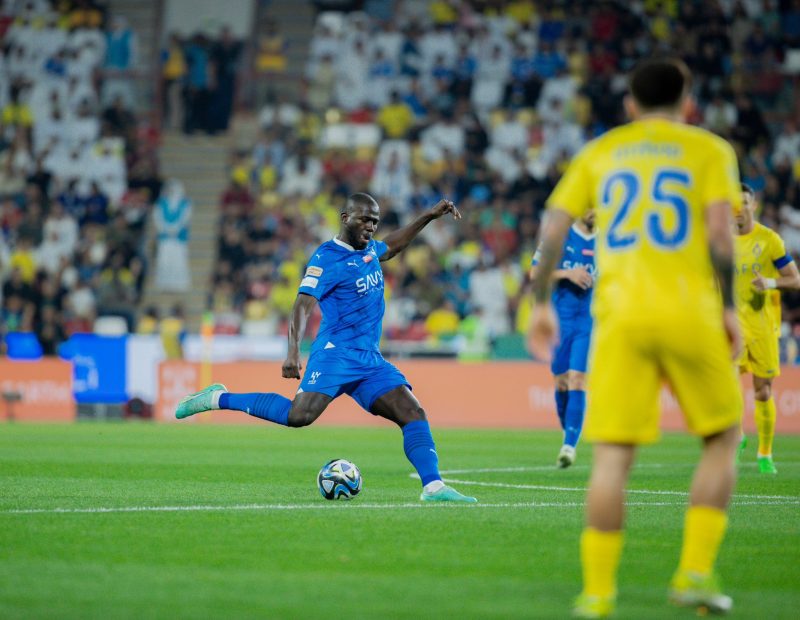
[298, 238, 389, 353]
[533, 225, 595, 320]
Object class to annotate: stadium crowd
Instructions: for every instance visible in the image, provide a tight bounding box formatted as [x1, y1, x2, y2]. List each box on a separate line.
[0, 0, 160, 355]
[211, 0, 800, 360]
[2, 0, 800, 363]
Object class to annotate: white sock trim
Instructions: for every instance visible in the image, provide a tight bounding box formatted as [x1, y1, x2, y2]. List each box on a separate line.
[423, 480, 445, 493]
[210, 390, 224, 409]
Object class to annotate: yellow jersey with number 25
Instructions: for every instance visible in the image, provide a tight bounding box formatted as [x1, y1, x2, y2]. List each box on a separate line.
[548, 118, 742, 326]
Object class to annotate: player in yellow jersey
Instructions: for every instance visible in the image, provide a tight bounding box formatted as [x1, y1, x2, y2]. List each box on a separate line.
[734, 184, 800, 474]
[529, 58, 743, 617]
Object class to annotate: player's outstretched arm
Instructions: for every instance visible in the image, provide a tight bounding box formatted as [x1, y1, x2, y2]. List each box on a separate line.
[379, 199, 461, 262]
[706, 200, 742, 359]
[282, 293, 318, 379]
[528, 208, 574, 361]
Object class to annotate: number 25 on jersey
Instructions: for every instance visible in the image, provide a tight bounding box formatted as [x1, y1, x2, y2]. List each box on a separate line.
[602, 168, 691, 251]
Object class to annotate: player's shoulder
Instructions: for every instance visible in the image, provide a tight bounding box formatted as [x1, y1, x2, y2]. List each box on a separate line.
[676, 123, 735, 155]
[754, 222, 783, 245]
[308, 240, 344, 266]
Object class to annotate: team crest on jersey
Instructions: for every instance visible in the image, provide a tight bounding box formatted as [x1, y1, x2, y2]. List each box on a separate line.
[753, 243, 762, 258]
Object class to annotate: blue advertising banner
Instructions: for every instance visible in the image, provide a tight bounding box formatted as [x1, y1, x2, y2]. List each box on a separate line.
[59, 334, 128, 403]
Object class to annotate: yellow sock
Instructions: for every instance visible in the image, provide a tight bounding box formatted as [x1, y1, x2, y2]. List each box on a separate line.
[678, 506, 728, 576]
[580, 528, 623, 598]
[755, 397, 776, 457]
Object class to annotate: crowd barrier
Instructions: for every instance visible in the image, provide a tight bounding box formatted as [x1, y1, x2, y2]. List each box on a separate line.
[3, 359, 800, 433]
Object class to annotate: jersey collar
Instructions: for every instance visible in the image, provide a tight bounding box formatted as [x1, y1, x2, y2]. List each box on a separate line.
[333, 236, 356, 251]
[571, 224, 596, 241]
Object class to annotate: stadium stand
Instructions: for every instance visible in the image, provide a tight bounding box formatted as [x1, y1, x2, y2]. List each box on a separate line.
[2, 0, 800, 365]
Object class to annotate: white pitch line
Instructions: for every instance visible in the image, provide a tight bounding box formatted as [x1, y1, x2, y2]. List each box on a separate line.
[435, 464, 666, 475]
[439, 477, 800, 502]
[2, 498, 798, 516]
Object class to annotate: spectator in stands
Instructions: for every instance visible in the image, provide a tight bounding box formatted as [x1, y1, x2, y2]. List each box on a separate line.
[161, 33, 187, 131]
[95, 250, 136, 331]
[255, 18, 288, 107]
[209, 26, 242, 134]
[153, 179, 191, 292]
[183, 33, 211, 134]
[103, 15, 136, 106]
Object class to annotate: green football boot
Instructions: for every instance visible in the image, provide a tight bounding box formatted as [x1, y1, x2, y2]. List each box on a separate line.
[572, 593, 615, 618]
[735, 434, 747, 464]
[175, 383, 227, 419]
[420, 485, 477, 503]
[669, 570, 732, 615]
[758, 455, 777, 475]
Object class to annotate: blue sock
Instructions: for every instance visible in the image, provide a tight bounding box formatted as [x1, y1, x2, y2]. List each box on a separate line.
[555, 390, 569, 430]
[564, 390, 586, 448]
[219, 392, 291, 426]
[402, 420, 441, 486]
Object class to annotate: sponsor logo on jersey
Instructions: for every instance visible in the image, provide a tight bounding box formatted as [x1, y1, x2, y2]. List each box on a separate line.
[305, 266, 323, 277]
[356, 270, 384, 295]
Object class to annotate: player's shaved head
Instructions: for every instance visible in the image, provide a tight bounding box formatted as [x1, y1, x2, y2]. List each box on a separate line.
[344, 192, 379, 215]
[629, 58, 691, 112]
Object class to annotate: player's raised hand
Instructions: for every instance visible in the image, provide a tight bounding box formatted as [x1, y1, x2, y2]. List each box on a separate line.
[528, 302, 558, 363]
[566, 266, 594, 290]
[282, 354, 303, 379]
[430, 199, 461, 220]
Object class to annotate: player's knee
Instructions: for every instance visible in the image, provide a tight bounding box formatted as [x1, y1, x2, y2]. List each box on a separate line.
[567, 372, 586, 391]
[287, 405, 319, 428]
[754, 382, 772, 401]
[402, 405, 427, 424]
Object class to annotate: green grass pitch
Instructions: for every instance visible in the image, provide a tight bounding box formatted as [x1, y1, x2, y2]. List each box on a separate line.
[1, 422, 798, 619]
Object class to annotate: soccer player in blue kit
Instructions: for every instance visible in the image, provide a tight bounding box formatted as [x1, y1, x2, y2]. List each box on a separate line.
[531, 211, 595, 469]
[177, 193, 476, 503]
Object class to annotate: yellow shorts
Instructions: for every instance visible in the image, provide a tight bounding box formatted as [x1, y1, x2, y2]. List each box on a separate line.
[585, 318, 742, 444]
[737, 329, 780, 379]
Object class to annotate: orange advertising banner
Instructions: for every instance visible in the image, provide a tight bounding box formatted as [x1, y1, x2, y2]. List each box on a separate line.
[157, 360, 800, 434]
[0, 359, 75, 422]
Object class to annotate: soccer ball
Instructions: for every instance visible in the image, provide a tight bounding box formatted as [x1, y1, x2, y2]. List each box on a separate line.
[317, 458, 362, 500]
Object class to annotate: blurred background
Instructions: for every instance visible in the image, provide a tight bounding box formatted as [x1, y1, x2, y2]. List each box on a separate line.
[1, 0, 800, 419]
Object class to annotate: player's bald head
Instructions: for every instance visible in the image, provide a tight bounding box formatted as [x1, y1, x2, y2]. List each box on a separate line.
[629, 58, 692, 112]
[343, 193, 379, 216]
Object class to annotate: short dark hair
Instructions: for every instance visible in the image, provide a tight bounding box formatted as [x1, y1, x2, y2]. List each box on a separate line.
[343, 192, 378, 214]
[629, 58, 691, 111]
[741, 183, 755, 197]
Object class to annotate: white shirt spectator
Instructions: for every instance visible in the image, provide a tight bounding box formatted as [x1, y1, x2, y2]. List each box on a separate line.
[773, 123, 800, 166]
[89, 140, 127, 203]
[67, 281, 97, 319]
[36, 231, 70, 275]
[369, 152, 413, 213]
[469, 262, 511, 336]
[419, 27, 457, 73]
[703, 98, 738, 136]
[470, 44, 510, 112]
[43, 205, 79, 258]
[334, 43, 369, 111]
[259, 102, 301, 128]
[421, 119, 465, 162]
[371, 24, 404, 65]
[280, 155, 323, 197]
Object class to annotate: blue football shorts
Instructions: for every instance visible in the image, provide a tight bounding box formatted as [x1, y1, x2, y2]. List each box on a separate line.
[298, 347, 411, 412]
[551, 317, 593, 376]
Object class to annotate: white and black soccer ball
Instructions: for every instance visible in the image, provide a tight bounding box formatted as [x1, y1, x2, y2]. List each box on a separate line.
[317, 458, 362, 500]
